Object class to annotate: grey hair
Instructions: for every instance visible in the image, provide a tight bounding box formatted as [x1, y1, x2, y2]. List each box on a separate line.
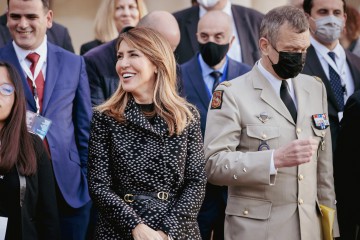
[260, 5, 309, 46]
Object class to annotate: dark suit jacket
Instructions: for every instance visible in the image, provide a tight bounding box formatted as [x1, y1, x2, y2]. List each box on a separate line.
[302, 45, 360, 150]
[0, 14, 74, 52]
[180, 54, 251, 137]
[0, 42, 92, 208]
[83, 38, 119, 107]
[334, 90, 360, 240]
[173, 4, 263, 65]
[80, 39, 103, 56]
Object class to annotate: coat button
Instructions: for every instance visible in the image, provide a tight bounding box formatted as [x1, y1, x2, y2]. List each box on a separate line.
[243, 210, 249, 215]
[233, 175, 238, 180]
[262, 134, 267, 139]
[298, 174, 304, 181]
[298, 199, 304, 205]
[243, 168, 247, 173]
[224, 164, 229, 169]
[296, 128, 302, 134]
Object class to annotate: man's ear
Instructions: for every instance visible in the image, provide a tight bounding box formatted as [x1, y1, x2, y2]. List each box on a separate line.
[259, 37, 270, 56]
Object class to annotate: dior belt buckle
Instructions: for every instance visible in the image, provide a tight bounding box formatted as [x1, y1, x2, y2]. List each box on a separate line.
[124, 194, 135, 203]
[157, 191, 169, 201]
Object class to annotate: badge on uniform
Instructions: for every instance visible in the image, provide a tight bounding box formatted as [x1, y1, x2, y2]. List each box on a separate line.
[210, 90, 224, 110]
[312, 113, 330, 130]
[258, 140, 270, 151]
[257, 112, 271, 123]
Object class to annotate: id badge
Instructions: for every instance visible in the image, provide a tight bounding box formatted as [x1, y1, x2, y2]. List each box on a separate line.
[26, 110, 52, 140]
[0, 216, 8, 240]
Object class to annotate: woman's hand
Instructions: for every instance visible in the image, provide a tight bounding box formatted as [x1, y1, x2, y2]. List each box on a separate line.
[132, 223, 163, 240]
[157, 230, 169, 240]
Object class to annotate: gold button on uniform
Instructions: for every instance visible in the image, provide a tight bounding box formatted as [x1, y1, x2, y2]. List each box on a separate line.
[262, 134, 267, 139]
[298, 174, 304, 181]
[296, 128, 301, 134]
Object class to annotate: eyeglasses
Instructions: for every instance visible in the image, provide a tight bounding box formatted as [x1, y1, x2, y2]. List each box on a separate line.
[0, 83, 15, 96]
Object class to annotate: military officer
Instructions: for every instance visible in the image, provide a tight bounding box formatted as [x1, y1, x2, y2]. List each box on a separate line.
[204, 5, 339, 240]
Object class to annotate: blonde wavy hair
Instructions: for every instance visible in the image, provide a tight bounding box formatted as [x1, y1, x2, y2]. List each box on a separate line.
[94, 0, 148, 43]
[96, 27, 195, 135]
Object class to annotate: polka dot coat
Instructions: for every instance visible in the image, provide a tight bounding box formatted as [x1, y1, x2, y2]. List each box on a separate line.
[88, 99, 206, 239]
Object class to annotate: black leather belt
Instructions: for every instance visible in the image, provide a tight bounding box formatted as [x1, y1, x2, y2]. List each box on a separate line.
[123, 191, 173, 203]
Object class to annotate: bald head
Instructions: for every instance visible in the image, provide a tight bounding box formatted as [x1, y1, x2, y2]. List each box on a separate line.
[137, 10, 180, 51]
[197, 10, 233, 44]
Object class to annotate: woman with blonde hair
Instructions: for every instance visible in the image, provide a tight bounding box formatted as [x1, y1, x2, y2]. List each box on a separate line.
[88, 27, 206, 239]
[80, 0, 147, 55]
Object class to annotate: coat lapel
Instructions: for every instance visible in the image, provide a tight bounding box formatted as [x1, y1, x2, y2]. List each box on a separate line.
[42, 43, 60, 114]
[292, 76, 310, 126]
[124, 98, 168, 136]
[252, 65, 296, 125]
[186, 56, 211, 109]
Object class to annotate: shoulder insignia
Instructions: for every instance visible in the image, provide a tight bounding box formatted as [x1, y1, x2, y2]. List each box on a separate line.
[220, 81, 231, 87]
[313, 76, 322, 82]
[210, 90, 224, 110]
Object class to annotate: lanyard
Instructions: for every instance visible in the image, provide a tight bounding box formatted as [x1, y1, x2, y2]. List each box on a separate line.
[21, 58, 43, 114]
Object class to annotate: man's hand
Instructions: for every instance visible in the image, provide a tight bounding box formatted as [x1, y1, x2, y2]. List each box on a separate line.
[274, 137, 319, 168]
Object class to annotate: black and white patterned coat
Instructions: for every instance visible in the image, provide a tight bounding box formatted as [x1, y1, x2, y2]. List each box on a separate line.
[88, 98, 206, 239]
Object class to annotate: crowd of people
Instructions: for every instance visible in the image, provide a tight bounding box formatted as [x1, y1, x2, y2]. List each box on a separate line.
[0, 0, 359, 239]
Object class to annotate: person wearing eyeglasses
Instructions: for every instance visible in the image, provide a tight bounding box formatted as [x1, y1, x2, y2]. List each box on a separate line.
[0, 61, 60, 240]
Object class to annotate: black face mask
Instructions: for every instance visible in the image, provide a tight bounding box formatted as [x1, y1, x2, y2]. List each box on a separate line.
[269, 47, 306, 79]
[199, 41, 229, 67]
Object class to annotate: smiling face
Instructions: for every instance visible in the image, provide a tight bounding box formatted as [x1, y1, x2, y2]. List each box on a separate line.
[114, 0, 140, 32]
[116, 40, 157, 103]
[0, 66, 15, 131]
[7, 0, 52, 50]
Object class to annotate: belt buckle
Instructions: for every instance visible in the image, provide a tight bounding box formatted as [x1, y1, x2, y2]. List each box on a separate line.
[157, 191, 169, 200]
[124, 194, 134, 203]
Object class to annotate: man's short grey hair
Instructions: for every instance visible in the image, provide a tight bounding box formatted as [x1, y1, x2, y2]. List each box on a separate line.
[260, 5, 309, 46]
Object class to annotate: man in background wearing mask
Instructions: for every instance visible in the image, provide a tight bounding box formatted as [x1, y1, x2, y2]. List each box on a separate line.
[302, 0, 360, 152]
[204, 5, 339, 239]
[173, 0, 263, 65]
[180, 10, 250, 239]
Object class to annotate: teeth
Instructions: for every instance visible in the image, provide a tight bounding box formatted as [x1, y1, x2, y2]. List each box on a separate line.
[123, 73, 135, 78]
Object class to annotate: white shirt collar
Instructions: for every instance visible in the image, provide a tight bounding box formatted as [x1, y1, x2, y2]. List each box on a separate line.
[310, 35, 345, 60]
[13, 34, 48, 63]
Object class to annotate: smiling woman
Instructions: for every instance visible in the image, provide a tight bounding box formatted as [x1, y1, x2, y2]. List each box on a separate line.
[87, 27, 207, 239]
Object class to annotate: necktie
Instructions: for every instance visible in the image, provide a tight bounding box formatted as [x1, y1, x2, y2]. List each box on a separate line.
[26, 53, 50, 156]
[26, 52, 45, 113]
[328, 52, 344, 111]
[210, 71, 222, 92]
[280, 80, 297, 122]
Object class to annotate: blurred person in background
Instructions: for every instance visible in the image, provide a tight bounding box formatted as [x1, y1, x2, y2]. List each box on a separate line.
[0, 61, 59, 240]
[80, 0, 147, 55]
[173, 0, 263, 65]
[340, 4, 360, 57]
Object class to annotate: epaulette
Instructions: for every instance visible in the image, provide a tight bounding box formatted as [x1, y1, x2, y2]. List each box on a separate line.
[220, 81, 231, 87]
[313, 76, 322, 82]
